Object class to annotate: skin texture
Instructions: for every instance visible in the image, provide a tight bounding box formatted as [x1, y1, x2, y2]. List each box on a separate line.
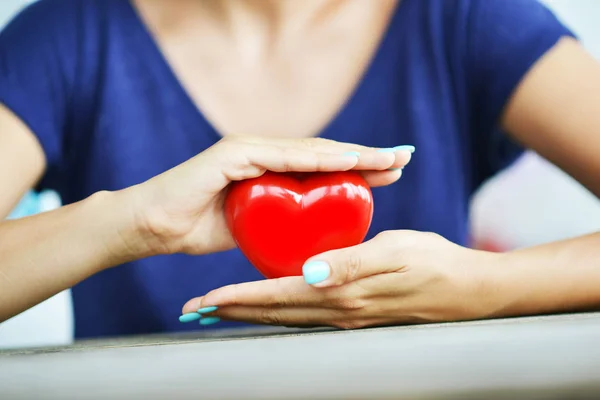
[0, 125, 409, 322]
[0, 1, 599, 327]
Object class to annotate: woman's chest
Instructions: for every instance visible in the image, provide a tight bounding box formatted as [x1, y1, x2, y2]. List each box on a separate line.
[70, 57, 473, 245]
[128, 0, 400, 139]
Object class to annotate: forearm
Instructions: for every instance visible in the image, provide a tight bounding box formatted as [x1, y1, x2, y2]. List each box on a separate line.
[491, 232, 600, 317]
[0, 190, 152, 322]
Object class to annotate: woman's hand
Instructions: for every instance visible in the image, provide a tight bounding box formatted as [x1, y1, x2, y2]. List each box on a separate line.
[182, 230, 506, 328]
[127, 136, 413, 257]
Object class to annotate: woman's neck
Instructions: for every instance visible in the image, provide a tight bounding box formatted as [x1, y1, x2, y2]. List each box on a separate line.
[135, 0, 362, 60]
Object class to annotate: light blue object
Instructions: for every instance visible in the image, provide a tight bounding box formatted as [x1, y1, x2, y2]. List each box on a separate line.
[197, 306, 218, 314]
[199, 317, 221, 326]
[178, 313, 201, 323]
[393, 145, 416, 153]
[302, 261, 331, 285]
[343, 151, 360, 157]
[7, 191, 41, 220]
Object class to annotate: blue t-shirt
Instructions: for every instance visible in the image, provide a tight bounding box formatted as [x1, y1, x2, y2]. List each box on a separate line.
[0, 0, 573, 338]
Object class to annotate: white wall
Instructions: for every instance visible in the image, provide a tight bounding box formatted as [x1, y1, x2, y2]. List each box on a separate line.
[0, 0, 599, 348]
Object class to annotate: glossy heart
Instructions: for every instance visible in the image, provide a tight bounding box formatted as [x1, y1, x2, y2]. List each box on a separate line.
[224, 171, 374, 279]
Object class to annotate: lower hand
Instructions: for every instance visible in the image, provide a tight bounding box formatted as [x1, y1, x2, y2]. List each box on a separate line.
[182, 230, 505, 328]
[123, 136, 413, 257]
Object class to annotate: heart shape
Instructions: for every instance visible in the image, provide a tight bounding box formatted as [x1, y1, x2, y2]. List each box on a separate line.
[224, 171, 374, 279]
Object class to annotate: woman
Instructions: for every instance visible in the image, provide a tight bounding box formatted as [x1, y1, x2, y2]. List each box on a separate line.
[0, 0, 599, 338]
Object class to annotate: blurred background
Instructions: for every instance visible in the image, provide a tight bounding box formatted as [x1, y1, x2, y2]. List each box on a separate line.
[0, 0, 599, 349]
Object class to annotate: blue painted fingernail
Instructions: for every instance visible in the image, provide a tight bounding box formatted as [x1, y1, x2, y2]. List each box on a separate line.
[376, 148, 396, 153]
[200, 316, 221, 326]
[179, 313, 201, 323]
[387, 167, 402, 171]
[343, 151, 360, 157]
[302, 261, 331, 285]
[393, 145, 415, 153]
[197, 306, 218, 314]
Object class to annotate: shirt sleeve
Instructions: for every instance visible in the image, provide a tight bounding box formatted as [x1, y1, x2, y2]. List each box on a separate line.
[0, 0, 78, 190]
[465, 0, 576, 183]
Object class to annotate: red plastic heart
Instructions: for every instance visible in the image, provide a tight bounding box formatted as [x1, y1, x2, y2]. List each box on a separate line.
[224, 171, 374, 279]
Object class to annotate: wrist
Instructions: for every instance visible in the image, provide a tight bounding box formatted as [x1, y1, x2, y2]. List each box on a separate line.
[476, 248, 566, 319]
[84, 189, 162, 270]
[464, 250, 520, 320]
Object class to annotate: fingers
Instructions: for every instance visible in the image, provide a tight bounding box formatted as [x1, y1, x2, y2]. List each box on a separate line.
[183, 277, 320, 311]
[227, 136, 376, 156]
[182, 276, 365, 312]
[358, 148, 412, 186]
[245, 144, 362, 174]
[215, 137, 414, 181]
[187, 304, 396, 330]
[208, 306, 340, 327]
[266, 138, 414, 172]
[301, 231, 404, 288]
[360, 169, 403, 187]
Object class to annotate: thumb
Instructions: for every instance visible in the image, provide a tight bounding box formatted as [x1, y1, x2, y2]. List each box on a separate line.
[302, 233, 398, 288]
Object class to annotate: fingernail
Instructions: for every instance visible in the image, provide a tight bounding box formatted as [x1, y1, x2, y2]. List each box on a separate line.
[376, 148, 396, 153]
[393, 145, 415, 153]
[302, 261, 331, 285]
[200, 316, 221, 326]
[179, 313, 201, 323]
[343, 151, 360, 157]
[387, 167, 403, 171]
[197, 306, 218, 314]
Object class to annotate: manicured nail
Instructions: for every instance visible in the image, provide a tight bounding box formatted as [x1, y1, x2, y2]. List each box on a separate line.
[393, 145, 415, 153]
[376, 148, 396, 153]
[302, 261, 331, 285]
[343, 151, 360, 157]
[179, 313, 201, 323]
[200, 316, 221, 326]
[197, 306, 218, 314]
[387, 167, 402, 171]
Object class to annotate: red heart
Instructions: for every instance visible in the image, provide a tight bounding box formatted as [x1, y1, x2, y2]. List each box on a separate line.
[224, 171, 374, 279]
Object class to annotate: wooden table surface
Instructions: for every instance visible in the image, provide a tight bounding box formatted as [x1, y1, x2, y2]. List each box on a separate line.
[1, 313, 600, 399]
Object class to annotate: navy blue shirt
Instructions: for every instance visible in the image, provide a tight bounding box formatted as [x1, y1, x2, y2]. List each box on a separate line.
[0, 0, 573, 338]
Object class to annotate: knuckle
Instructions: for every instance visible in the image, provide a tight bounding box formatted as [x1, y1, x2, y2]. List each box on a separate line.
[299, 137, 328, 149]
[336, 297, 367, 311]
[227, 284, 242, 305]
[279, 147, 299, 172]
[299, 137, 317, 148]
[264, 295, 285, 307]
[343, 253, 363, 282]
[268, 282, 294, 307]
[375, 230, 397, 242]
[311, 153, 324, 170]
[423, 231, 442, 241]
[258, 309, 282, 326]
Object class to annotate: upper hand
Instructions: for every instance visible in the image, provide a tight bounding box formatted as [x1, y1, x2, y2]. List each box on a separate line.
[182, 230, 506, 328]
[125, 136, 412, 256]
